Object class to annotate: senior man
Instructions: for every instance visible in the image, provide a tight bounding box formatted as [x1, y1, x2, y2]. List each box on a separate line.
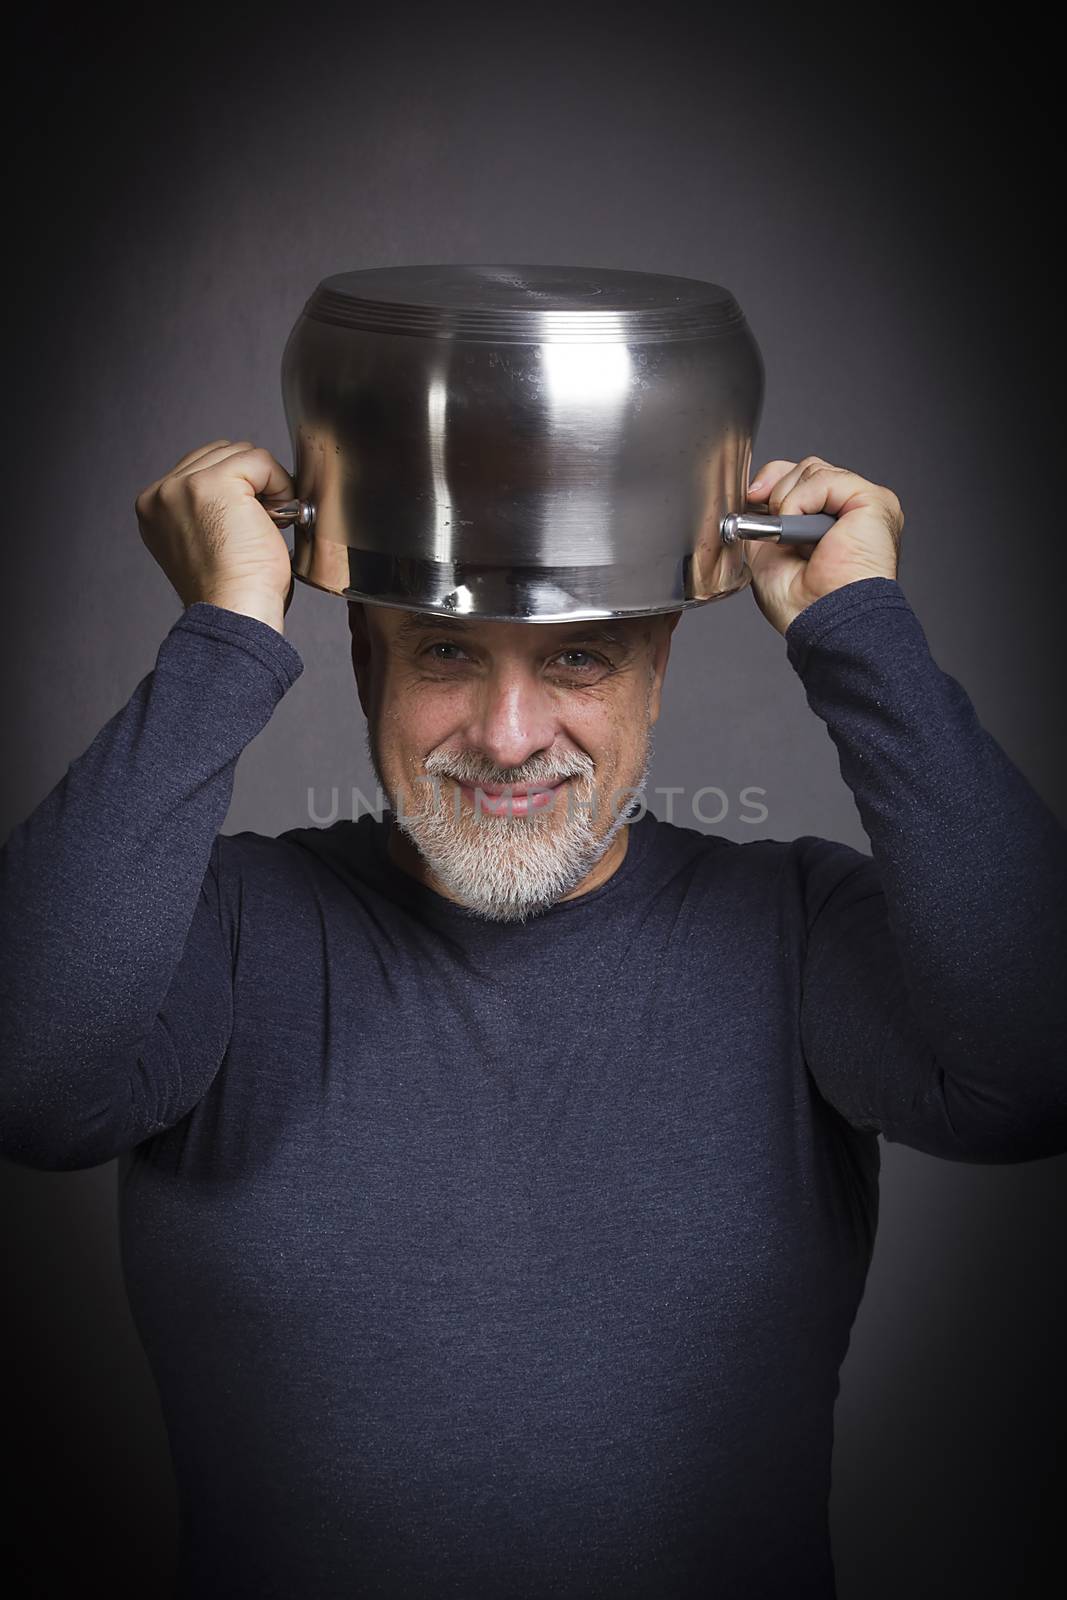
[1, 439, 1065, 1599]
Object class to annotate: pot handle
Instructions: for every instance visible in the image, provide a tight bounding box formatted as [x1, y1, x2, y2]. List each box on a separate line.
[721, 511, 834, 546]
[258, 494, 316, 531]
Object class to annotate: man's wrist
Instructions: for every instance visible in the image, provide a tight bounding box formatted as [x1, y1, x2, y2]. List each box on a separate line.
[192, 589, 287, 636]
[787, 566, 899, 631]
[784, 575, 911, 664]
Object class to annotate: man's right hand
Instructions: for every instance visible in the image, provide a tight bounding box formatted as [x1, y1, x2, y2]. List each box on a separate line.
[135, 440, 297, 634]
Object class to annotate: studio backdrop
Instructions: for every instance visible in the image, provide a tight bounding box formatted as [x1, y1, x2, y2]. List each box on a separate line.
[2, 5, 1063, 1597]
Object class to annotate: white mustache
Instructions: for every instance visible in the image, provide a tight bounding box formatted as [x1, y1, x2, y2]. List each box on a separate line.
[425, 759, 593, 787]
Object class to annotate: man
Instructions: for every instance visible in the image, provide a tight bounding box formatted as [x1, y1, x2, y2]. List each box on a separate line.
[1, 440, 1064, 1598]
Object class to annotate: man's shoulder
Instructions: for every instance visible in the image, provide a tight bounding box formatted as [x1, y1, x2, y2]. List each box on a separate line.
[640, 808, 801, 869]
[640, 810, 874, 896]
[213, 812, 384, 891]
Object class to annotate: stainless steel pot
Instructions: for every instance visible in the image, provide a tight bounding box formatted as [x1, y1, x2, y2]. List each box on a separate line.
[261, 264, 832, 622]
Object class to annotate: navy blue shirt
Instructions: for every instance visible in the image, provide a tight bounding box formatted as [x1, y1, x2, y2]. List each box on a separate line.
[2, 577, 1065, 1598]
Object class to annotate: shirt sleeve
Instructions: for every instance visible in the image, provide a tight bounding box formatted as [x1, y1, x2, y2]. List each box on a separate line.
[0, 603, 304, 1171]
[785, 577, 1067, 1164]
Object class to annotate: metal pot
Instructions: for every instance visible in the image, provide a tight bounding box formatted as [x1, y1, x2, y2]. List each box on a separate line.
[262, 264, 832, 622]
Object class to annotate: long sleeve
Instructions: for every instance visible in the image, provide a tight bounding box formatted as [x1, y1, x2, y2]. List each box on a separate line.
[0, 602, 304, 1171]
[784, 576, 1067, 1163]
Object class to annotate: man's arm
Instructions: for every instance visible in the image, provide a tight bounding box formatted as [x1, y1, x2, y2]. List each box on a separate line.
[0, 603, 304, 1170]
[785, 576, 1067, 1162]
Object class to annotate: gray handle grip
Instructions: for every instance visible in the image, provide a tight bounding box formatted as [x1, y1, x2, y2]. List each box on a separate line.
[721, 512, 835, 546]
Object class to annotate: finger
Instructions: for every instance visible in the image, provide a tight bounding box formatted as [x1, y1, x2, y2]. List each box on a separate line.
[167, 440, 239, 475]
[762, 455, 840, 513]
[139, 442, 239, 504]
[746, 460, 797, 502]
[774, 459, 868, 518]
[196, 444, 295, 503]
[172, 440, 256, 479]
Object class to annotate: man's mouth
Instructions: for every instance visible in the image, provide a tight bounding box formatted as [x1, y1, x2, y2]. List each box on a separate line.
[455, 778, 570, 816]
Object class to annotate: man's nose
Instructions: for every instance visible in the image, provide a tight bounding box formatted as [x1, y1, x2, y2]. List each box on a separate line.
[464, 668, 559, 771]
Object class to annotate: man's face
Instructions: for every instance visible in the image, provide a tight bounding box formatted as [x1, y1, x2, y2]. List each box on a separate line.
[349, 602, 681, 924]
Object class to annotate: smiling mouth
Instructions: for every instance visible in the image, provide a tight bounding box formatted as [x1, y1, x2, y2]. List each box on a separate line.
[454, 778, 569, 815]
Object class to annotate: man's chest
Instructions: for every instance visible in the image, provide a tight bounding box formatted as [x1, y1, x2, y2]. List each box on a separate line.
[121, 951, 862, 1369]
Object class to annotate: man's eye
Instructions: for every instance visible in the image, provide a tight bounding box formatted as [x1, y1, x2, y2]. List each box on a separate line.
[424, 642, 468, 663]
[553, 650, 601, 673]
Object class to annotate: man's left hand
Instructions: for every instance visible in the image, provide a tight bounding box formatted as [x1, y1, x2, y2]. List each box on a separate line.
[743, 456, 904, 635]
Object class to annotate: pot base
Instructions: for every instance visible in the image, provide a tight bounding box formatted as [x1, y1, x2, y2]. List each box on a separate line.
[290, 542, 752, 622]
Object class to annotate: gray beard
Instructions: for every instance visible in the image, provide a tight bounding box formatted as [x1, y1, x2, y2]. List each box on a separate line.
[364, 714, 655, 926]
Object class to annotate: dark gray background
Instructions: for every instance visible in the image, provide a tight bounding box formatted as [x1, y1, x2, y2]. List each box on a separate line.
[2, 3, 1063, 1595]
